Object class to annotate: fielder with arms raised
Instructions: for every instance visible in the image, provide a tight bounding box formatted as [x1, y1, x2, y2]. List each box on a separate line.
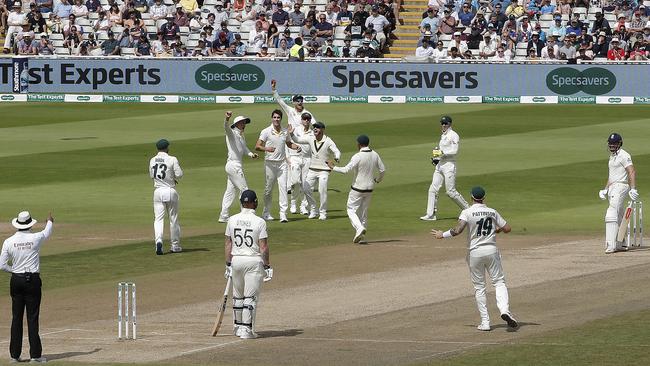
[421, 116, 470, 221]
[328, 134, 386, 243]
[219, 111, 259, 223]
[224, 190, 272, 339]
[599, 133, 639, 253]
[149, 139, 184, 255]
[431, 186, 518, 331]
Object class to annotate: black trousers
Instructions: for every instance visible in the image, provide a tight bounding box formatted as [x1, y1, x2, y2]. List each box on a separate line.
[9, 273, 42, 360]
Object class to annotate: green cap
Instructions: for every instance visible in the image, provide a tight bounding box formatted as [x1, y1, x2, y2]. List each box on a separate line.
[156, 139, 170, 150]
[471, 186, 485, 200]
[356, 134, 370, 146]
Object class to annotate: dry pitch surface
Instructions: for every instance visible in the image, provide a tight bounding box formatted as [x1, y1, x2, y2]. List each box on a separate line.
[1, 234, 649, 365]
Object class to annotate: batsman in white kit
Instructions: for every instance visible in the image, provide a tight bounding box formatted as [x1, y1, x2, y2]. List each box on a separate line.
[255, 109, 299, 223]
[288, 121, 341, 220]
[329, 135, 386, 243]
[421, 116, 470, 221]
[432, 186, 518, 331]
[149, 139, 184, 255]
[224, 190, 273, 339]
[219, 111, 259, 223]
[599, 133, 639, 253]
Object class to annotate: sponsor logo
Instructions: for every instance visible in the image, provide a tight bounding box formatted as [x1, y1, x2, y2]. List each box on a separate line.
[195, 64, 265, 91]
[254, 96, 277, 103]
[103, 95, 141, 103]
[482, 96, 520, 103]
[406, 96, 443, 103]
[546, 67, 616, 95]
[229, 96, 242, 102]
[532, 97, 546, 102]
[607, 97, 621, 103]
[634, 97, 650, 104]
[558, 96, 596, 104]
[455, 96, 470, 102]
[331, 95, 368, 103]
[28, 93, 64, 102]
[304, 96, 318, 102]
[379, 96, 394, 102]
[1, 95, 15, 101]
[332, 66, 479, 93]
[153, 96, 167, 102]
[179, 95, 215, 103]
[76, 95, 91, 101]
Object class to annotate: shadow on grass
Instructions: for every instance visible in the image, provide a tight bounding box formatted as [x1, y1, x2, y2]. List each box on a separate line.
[46, 347, 102, 360]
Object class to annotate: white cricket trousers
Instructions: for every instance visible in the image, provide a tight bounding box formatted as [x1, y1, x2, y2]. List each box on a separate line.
[467, 245, 510, 324]
[347, 189, 373, 231]
[232, 256, 264, 330]
[304, 169, 330, 216]
[263, 160, 288, 217]
[153, 187, 180, 246]
[605, 182, 630, 250]
[289, 156, 310, 208]
[426, 161, 469, 216]
[3, 26, 21, 49]
[220, 161, 248, 219]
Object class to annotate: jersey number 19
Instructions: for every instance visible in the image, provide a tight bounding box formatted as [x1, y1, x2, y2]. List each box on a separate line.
[475, 218, 493, 237]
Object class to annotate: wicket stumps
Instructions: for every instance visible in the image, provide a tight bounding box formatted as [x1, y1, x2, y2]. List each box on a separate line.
[118, 282, 137, 340]
[627, 201, 644, 247]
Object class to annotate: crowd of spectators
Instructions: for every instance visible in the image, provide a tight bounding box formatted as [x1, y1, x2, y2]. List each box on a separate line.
[1, 0, 398, 57]
[415, 0, 650, 61]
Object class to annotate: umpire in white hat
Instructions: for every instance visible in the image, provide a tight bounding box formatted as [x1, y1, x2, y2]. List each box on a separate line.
[0, 211, 54, 363]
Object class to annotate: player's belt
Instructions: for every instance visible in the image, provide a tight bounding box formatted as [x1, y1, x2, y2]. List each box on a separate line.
[351, 186, 373, 193]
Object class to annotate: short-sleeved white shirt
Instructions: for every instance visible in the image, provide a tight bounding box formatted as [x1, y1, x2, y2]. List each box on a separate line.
[225, 208, 268, 257]
[459, 203, 507, 251]
[258, 125, 289, 162]
[608, 148, 633, 184]
[149, 152, 183, 188]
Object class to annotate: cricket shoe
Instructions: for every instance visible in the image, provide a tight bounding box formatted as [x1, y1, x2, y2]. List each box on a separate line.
[290, 204, 297, 214]
[300, 205, 309, 215]
[501, 313, 518, 328]
[239, 328, 258, 339]
[419, 215, 437, 221]
[29, 358, 47, 363]
[353, 227, 367, 243]
[170, 246, 183, 253]
[319, 214, 327, 221]
[477, 322, 491, 331]
[279, 214, 288, 223]
[605, 247, 617, 254]
[9, 358, 21, 363]
[155, 242, 163, 255]
[262, 214, 275, 221]
[308, 211, 318, 219]
[233, 325, 243, 337]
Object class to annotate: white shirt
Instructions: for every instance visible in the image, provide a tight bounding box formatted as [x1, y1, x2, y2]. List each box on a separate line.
[290, 125, 313, 158]
[333, 147, 385, 191]
[0, 221, 53, 273]
[273, 90, 318, 128]
[71, 4, 89, 17]
[459, 203, 507, 251]
[432, 47, 448, 60]
[258, 124, 289, 162]
[438, 127, 460, 164]
[150, 3, 168, 18]
[415, 46, 435, 57]
[149, 151, 183, 188]
[224, 118, 253, 163]
[8, 12, 25, 27]
[608, 148, 633, 184]
[226, 208, 268, 257]
[291, 133, 341, 170]
[214, 10, 229, 25]
[365, 14, 390, 33]
[447, 40, 468, 54]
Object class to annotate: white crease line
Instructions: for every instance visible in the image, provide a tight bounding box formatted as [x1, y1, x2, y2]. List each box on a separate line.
[179, 339, 244, 355]
[293, 337, 500, 345]
[81, 237, 146, 241]
[0, 328, 81, 344]
[413, 344, 482, 361]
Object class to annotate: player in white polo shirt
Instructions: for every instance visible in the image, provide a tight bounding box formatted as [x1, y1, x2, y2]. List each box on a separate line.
[598, 133, 639, 253]
[288, 121, 341, 220]
[288, 112, 315, 215]
[255, 109, 297, 223]
[219, 111, 259, 223]
[431, 186, 518, 332]
[421, 115, 470, 221]
[329, 134, 386, 243]
[149, 139, 184, 255]
[224, 190, 273, 339]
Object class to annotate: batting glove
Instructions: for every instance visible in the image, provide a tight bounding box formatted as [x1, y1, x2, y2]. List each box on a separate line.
[263, 265, 273, 282]
[224, 262, 232, 279]
[598, 189, 608, 200]
[629, 188, 640, 201]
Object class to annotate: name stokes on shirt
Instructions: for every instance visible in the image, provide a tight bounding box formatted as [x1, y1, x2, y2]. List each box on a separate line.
[13, 242, 34, 250]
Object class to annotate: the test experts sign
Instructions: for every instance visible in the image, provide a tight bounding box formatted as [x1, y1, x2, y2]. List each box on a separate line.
[0, 59, 646, 97]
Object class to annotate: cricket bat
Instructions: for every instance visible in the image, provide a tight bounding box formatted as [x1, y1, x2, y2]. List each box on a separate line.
[211, 276, 232, 336]
[617, 201, 634, 242]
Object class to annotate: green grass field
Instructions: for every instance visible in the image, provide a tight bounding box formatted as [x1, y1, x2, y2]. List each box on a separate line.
[0, 102, 648, 365]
